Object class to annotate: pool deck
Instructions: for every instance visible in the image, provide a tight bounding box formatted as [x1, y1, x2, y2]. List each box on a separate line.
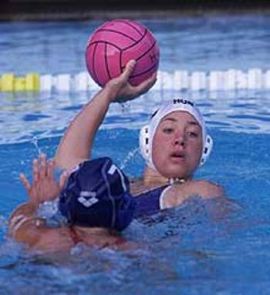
[1, 0, 270, 21]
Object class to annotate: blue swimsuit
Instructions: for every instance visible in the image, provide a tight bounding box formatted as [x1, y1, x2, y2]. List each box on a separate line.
[134, 185, 169, 218]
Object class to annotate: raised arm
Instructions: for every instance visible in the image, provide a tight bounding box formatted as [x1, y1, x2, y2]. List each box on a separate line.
[54, 60, 156, 171]
[8, 155, 71, 252]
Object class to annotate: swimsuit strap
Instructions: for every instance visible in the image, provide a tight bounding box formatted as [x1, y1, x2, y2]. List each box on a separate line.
[134, 185, 169, 218]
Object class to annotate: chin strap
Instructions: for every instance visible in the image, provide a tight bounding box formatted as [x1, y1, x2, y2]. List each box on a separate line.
[168, 178, 186, 185]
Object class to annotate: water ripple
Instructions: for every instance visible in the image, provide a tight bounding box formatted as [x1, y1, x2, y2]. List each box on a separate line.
[0, 90, 270, 145]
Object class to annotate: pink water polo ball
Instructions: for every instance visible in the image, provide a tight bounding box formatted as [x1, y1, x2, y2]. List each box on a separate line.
[85, 19, 160, 87]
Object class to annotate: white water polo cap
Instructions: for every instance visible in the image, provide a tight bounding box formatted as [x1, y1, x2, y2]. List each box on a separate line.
[139, 99, 213, 171]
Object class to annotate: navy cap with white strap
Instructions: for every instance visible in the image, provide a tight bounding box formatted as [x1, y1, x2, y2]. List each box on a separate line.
[58, 157, 135, 231]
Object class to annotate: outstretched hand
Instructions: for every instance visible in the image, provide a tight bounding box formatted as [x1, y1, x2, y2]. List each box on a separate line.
[19, 154, 69, 205]
[105, 60, 157, 103]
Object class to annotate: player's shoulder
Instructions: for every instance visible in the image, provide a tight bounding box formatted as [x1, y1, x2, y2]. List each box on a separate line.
[192, 179, 224, 198]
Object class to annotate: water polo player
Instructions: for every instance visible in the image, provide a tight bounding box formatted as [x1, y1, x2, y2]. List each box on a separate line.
[134, 98, 224, 216]
[55, 60, 224, 218]
[9, 154, 135, 252]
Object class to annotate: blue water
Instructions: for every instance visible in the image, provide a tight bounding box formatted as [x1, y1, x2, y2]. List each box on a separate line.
[0, 14, 270, 295]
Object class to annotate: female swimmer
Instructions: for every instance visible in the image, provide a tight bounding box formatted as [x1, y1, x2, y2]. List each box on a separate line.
[54, 60, 224, 217]
[9, 154, 135, 253]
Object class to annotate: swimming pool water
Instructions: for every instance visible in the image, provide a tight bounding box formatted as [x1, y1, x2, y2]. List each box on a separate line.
[0, 14, 270, 295]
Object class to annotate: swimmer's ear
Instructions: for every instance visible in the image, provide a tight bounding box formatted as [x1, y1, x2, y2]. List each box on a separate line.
[200, 135, 213, 166]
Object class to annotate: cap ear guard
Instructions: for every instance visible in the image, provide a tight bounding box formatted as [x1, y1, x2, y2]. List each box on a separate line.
[139, 125, 150, 162]
[200, 134, 213, 166]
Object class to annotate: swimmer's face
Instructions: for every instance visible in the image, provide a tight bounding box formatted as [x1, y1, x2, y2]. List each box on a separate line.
[152, 111, 203, 179]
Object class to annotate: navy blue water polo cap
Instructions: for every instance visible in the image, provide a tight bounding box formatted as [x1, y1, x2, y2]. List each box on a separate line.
[58, 157, 135, 231]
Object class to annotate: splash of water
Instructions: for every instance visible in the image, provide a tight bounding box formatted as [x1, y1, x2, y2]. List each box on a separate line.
[120, 102, 131, 114]
[30, 136, 43, 155]
[120, 147, 139, 170]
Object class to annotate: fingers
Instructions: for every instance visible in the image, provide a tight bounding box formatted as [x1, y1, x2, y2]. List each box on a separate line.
[32, 158, 39, 183]
[19, 173, 31, 191]
[38, 153, 47, 179]
[47, 159, 56, 179]
[32, 153, 53, 182]
[59, 170, 70, 190]
[134, 71, 157, 96]
[120, 60, 136, 82]
[117, 71, 157, 103]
